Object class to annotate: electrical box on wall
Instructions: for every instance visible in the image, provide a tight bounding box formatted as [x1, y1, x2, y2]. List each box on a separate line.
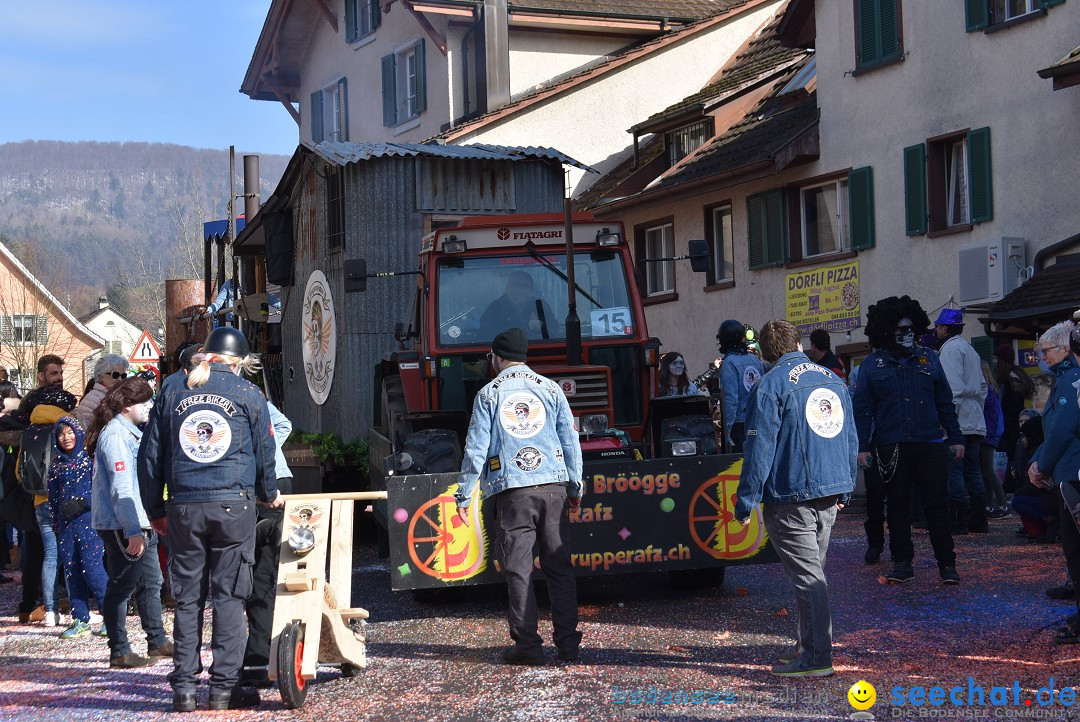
[957, 238, 1026, 304]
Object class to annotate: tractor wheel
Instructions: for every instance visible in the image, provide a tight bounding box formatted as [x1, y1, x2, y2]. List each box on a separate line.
[668, 567, 726, 590]
[277, 622, 309, 709]
[401, 429, 463, 474]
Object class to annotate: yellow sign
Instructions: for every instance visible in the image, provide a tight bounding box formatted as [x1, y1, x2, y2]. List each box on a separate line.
[785, 260, 861, 333]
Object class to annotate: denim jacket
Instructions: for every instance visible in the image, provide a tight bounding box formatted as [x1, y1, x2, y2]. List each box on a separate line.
[138, 363, 277, 520]
[1034, 356, 1080, 485]
[734, 352, 857, 519]
[92, 415, 150, 537]
[267, 401, 293, 480]
[455, 364, 583, 507]
[720, 351, 764, 439]
[852, 347, 962, 452]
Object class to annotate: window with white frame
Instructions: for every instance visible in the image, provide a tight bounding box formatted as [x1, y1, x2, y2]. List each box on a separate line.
[991, 0, 1040, 22]
[666, 119, 713, 167]
[310, 78, 348, 143]
[644, 223, 675, 296]
[708, 204, 734, 284]
[345, 0, 380, 42]
[801, 179, 850, 257]
[944, 138, 969, 227]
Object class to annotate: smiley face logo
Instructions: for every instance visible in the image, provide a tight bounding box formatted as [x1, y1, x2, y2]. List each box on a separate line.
[848, 680, 876, 711]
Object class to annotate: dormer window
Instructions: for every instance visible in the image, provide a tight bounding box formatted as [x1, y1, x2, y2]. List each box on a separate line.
[665, 119, 713, 167]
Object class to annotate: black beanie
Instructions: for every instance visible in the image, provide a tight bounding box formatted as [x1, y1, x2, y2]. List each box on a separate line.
[492, 328, 528, 362]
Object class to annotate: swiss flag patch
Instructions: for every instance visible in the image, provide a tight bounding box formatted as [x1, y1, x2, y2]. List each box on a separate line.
[114, 461, 126, 472]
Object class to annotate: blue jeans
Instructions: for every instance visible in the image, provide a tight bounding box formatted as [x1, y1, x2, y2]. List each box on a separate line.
[947, 436, 986, 504]
[763, 497, 838, 668]
[34, 503, 63, 613]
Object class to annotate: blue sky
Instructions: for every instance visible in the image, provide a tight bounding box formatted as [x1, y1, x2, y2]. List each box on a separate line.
[0, 1, 298, 156]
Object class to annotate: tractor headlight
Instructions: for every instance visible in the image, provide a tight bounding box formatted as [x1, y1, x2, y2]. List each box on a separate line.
[668, 440, 698, 456]
[287, 527, 316, 556]
[581, 413, 609, 435]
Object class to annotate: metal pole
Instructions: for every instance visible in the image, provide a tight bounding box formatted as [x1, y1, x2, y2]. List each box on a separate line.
[563, 171, 581, 366]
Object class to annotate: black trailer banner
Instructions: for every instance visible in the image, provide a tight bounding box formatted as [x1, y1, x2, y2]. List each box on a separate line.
[387, 455, 778, 591]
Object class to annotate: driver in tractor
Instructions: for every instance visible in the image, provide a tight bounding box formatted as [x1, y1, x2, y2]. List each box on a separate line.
[479, 271, 558, 341]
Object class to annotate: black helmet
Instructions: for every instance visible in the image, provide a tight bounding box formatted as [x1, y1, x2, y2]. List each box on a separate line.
[716, 319, 745, 353]
[203, 327, 250, 358]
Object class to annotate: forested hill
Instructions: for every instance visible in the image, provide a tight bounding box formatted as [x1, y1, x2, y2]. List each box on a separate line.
[0, 140, 290, 321]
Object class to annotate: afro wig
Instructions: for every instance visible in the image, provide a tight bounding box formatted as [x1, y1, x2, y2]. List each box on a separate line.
[864, 295, 931, 353]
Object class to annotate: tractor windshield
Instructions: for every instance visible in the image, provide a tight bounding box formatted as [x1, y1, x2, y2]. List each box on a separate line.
[436, 250, 635, 347]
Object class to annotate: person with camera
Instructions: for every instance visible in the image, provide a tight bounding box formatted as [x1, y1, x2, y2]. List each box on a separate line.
[139, 326, 281, 713]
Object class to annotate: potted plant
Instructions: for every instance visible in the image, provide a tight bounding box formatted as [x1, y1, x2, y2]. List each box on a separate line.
[286, 430, 369, 491]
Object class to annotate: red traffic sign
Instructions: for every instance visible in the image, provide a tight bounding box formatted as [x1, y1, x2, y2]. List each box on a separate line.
[129, 331, 161, 363]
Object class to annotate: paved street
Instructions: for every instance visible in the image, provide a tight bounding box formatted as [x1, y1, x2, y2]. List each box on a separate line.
[1, 510, 1077, 721]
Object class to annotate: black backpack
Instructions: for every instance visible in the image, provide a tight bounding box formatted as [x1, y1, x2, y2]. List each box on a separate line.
[18, 423, 55, 495]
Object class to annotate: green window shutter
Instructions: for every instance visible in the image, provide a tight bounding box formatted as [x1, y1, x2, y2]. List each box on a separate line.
[310, 91, 324, 143]
[337, 77, 349, 142]
[848, 166, 876, 250]
[878, 0, 900, 61]
[965, 0, 989, 31]
[903, 143, 927, 236]
[967, 127, 993, 224]
[747, 194, 765, 269]
[414, 39, 427, 114]
[370, 0, 382, 30]
[857, 0, 881, 67]
[381, 54, 397, 126]
[345, 0, 357, 42]
[1040, 0, 1065, 8]
[971, 336, 994, 364]
[747, 190, 786, 269]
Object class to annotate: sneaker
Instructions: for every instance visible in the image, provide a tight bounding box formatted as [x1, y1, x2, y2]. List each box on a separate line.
[1047, 583, 1076, 600]
[97, 625, 109, 638]
[502, 644, 545, 666]
[110, 652, 151, 669]
[60, 619, 92, 639]
[43, 611, 60, 628]
[886, 563, 915, 584]
[940, 566, 961, 585]
[88, 611, 103, 625]
[864, 545, 883, 564]
[777, 647, 799, 665]
[208, 685, 261, 710]
[770, 659, 835, 677]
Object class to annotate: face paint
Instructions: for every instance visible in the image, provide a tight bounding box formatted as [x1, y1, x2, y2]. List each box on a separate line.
[895, 317, 915, 348]
[132, 399, 154, 425]
[670, 358, 685, 374]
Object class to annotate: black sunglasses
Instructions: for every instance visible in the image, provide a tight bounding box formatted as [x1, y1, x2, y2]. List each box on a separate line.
[896, 325, 914, 333]
[108, 371, 127, 380]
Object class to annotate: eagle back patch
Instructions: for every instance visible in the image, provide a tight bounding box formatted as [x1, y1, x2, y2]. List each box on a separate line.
[179, 410, 232, 463]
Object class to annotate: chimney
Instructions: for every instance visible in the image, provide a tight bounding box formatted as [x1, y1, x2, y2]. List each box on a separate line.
[484, 0, 510, 112]
[98, 296, 109, 310]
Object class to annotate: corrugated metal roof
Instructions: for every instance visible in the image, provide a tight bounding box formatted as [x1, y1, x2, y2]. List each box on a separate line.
[301, 141, 596, 173]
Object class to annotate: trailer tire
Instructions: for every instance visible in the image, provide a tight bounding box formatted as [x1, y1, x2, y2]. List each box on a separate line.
[668, 567, 725, 589]
[381, 376, 411, 451]
[401, 429, 462, 474]
[277, 622, 308, 709]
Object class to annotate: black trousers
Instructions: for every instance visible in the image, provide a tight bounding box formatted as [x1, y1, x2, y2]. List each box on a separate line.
[0, 488, 44, 613]
[863, 462, 886, 548]
[243, 510, 282, 668]
[495, 484, 581, 654]
[167, 499, 256, 695]
[881, 443, 955, 568]
[1061, 495, 1080, 599]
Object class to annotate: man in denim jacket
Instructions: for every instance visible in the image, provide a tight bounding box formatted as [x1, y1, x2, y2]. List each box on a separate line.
[734, 320, 857, 678]
[852, 295, 964, 586]
[455, 327, 583, 665]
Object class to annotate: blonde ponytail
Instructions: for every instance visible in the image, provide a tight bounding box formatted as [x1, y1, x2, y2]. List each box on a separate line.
[185, 352, 262, 389]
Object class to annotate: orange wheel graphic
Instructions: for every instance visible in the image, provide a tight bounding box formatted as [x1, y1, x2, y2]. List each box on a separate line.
[688, 470, 766, 560]
[406, 494, 486, 580]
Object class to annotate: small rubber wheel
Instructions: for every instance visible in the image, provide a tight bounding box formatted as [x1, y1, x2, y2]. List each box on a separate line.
[341, 663, 363, 678]
[278, 622, 308, 709]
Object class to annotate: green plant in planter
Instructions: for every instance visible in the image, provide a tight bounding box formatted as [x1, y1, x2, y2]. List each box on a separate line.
[287, 430, 369, 478]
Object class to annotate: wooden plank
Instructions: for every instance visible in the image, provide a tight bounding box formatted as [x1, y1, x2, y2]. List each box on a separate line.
[327, 500, 354, 613]
[282, 491, 387, 501]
